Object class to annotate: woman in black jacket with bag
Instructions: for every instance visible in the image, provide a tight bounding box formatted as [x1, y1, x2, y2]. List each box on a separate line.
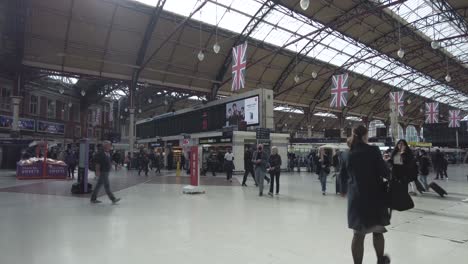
[340, 125, 391, 264]
[268, 146, 282, 196]
[390, 139, 418, 194]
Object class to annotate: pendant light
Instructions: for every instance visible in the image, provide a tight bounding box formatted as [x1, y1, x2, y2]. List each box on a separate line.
[300, 0, 310, 11]
[407, 98, 412, 104]
[353, 91, 359, 96]
[124, 107, 128, 112]
[294, 43, 300, 83]
[138, 108, 142, 114]
[197, 10, 205, 61]
[80, 90, 86, 96]
[311, 71, 317, 79]
[68, 102, 72, 108]
[445, 56, 451, 82]
[213, 0, 220, 54]
[370, 88, 375, 94]
[397, 7, 404, 59]
[431, 41, 439, 49]
[59, 87, 64, 94]
[148, 98, 152, 104]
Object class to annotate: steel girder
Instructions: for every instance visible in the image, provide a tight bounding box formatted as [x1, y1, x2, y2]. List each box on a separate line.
[130, 0, 167, 108]
[210, 0, 276, 100]
[431, 0, 468, 36]
[98, 4, 119, 76]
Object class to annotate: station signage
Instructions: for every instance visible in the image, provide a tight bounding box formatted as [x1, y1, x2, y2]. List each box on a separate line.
[0, 115, 35, 131]
[198, 136, 232, 145]
[37, 120, 65, 134]
[255, 128, 271, 140]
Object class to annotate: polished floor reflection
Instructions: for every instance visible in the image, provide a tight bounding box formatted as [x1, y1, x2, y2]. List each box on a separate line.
[0, 165, 467, 264]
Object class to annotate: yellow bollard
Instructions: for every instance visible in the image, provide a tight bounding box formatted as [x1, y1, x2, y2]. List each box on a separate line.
[176, 161, 180, 177]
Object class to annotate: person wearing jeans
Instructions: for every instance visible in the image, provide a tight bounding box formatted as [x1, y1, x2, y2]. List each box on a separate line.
[268, 146, 282, 196]
[91, 141, 121, 204]
[253, 144, 268, 196]
[318, 148, 331, 195]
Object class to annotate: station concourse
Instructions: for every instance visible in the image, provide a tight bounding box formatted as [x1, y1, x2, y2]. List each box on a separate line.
[1, 0, 468, 263]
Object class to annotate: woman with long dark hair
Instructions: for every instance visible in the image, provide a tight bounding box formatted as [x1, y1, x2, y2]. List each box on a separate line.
[390, 139, 418, 194]
[340, 125, 391, 264]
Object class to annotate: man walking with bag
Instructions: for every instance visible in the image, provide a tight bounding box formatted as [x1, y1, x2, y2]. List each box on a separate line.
[90, 141, 121, 204]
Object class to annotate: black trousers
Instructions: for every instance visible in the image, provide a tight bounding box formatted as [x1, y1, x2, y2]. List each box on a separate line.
[138, 164, 148, 175]
[226, 169, 233, 180]
[91, 172, 116, 201]
[269, 170, 280, 194]
[242, 166, 256, 184]
[68, 165, 75, 178]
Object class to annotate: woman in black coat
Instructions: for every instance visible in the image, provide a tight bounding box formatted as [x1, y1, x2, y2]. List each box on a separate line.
[268, 146, 282, 196]
[390, 139, 418, 194]
[340, 125, 391, 264]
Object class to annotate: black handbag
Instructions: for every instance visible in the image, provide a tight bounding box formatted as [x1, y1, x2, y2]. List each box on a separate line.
[384, 180, 414, 211]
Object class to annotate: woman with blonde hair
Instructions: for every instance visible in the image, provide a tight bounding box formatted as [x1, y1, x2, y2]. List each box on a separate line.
[268, 146, 282, 196]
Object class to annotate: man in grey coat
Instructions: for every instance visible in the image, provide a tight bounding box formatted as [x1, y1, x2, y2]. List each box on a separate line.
[253, 144, 269, 196]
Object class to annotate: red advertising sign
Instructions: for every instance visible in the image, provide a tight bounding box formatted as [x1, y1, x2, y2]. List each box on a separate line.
[190, 146, 199, 186]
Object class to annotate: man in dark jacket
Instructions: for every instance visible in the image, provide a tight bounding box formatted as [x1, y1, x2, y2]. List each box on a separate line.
[433, 149, 444, 179]
[242, 147, 257, 187]
[253, 144, 269, 196]
[90, 141, 120, 204]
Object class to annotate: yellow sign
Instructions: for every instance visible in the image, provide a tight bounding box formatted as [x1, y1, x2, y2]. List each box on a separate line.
[408, 142, 432, 148]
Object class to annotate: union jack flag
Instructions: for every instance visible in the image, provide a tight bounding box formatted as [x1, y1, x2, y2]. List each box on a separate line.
[425, 102, 439, 124]
[448, 110, 461, 128]
[389, 91, 404, 117]
[231, 42, 248, 91]
[330, 73, 349, 108]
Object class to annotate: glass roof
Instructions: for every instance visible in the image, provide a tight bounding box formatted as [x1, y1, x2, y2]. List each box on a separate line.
[134, 0, 468, 111]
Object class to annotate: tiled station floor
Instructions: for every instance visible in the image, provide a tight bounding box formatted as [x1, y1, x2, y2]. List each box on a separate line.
[0, 165, 467, 264]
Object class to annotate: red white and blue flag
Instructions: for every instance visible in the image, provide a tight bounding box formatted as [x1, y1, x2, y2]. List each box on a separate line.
[448, 110, 461, 128]
[330, 73, 349, 108]
[389, 91, 404, 117]
[425, 102, 439, 124]
[231, 42, 248, 91]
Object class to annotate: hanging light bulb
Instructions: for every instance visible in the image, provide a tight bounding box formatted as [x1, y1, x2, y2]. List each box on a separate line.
[59, 87, 64, 94]
[120, 115, 123, 119]
[419, 108, 423, 113]
[300, 0, 310, 10]
[61, 108, 65, 112]
[431, 41, 439, 49]
[294, 74, 300, 83]
[68, 102, 72, 108]
[397, 48, 405, 59]
[80, 90, 86, 96]
[164, 99, 168, 105]
[197, 50, 205, 61]
[311, 71, 318, 79]
[322, 118, 325, 122]
[370, 88, 375, 94]
[138, 108, 142, 114]
[124, 107, 128, 112]
[445, 73, 451, 82]
[407, 98, 412, 104]
[213, 43, 220, 54]
[353, 91, 359, 96]
[148, 98, 152, 104]
[289, 114, 293, 119]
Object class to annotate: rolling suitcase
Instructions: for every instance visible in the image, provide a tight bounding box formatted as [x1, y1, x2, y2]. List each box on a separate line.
[429, 182, 447, 197]
[414, 179, 426, 194]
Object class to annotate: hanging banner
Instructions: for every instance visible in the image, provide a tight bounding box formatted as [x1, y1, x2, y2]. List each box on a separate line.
[389, 91, 404, 117]
[330, 73, 349, 108]
[231, 41, 248, 91]
[425, 102, 439, 124]
[448, 110, 461, 128]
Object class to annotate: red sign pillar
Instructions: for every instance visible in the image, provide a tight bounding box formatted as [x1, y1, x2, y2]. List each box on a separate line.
[190, 146, 199, 186]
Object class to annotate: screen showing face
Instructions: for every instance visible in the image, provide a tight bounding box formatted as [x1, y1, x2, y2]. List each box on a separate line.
[225, 96, 259, 126]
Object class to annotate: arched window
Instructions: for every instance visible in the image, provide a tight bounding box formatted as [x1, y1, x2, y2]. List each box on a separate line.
[368, 120, 386, 137]
[405, 125, 418, 142]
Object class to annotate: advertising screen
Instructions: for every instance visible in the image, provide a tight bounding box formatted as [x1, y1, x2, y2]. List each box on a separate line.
[225, 96, 259, 126]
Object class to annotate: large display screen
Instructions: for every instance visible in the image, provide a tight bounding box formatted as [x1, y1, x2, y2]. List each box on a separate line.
[225, 96, 259, 126]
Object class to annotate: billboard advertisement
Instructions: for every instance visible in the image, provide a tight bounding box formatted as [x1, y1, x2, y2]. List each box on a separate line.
[37, 120, 65, 134]
[225, 96, 259, 126]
